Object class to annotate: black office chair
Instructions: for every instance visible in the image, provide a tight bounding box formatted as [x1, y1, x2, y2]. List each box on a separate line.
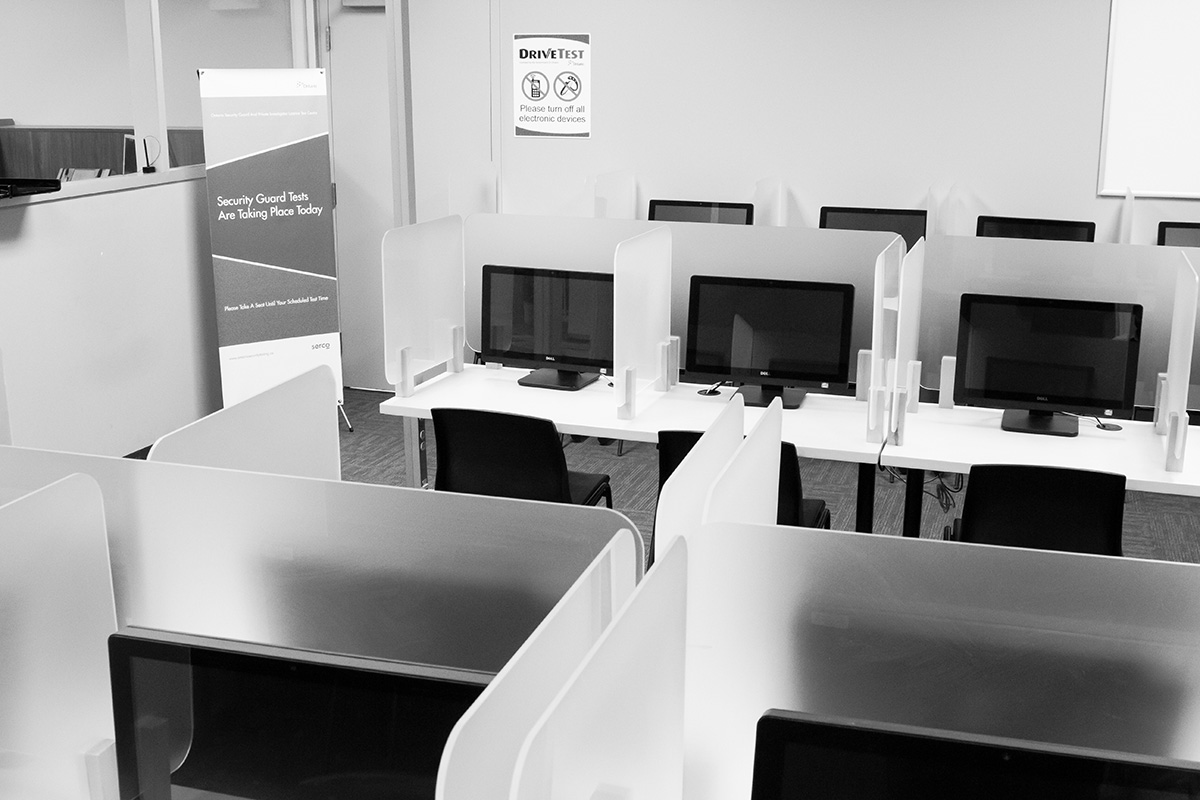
[656, 430, 831, 529]
[944, 464, 1124, 556]
[430, 408, 613, 507]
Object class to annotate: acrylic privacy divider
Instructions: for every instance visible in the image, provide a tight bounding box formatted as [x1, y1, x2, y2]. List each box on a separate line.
[147, 365, 340, 480]
[381, 214, 466, 393]
[1159, 252, 1198, 470]
[0, 474, 118, 800]
[918, 235, 1197, 407]
[702, 398, 782, 528]
[510, 537, 688, 800]
[867, 235, 905, 442]
[592, 169, 636, 219]
[683, 523, 1200, 800]
[0, 445, 638, 674]
[653, 395, 744, 559]
[753, 177, 786, 226]
[447, 160, 499, 219]
[890, 237, 926, 439]
[437, 531, 640, 800]
[613, 226, 672, 419]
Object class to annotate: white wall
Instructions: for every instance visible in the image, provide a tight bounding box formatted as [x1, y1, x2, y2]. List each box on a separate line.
[407, 0, 1200, 245]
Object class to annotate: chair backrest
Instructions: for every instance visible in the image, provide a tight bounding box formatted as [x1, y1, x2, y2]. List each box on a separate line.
[431, 408, 572, 503]
[958, 464, 1125, 556]
[657, 430, 802, 526]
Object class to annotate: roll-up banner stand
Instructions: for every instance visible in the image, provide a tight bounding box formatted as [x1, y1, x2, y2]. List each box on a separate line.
[198, 68, 343, 407]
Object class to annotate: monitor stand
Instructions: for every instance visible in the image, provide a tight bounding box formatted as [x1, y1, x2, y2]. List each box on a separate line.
[736, 385, 806, 410]
[1000, 409, 1078, 437]
[518, 368, 601, 391]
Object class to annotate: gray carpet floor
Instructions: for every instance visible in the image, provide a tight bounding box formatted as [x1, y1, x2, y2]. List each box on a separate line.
[338, 388, 1200, 563]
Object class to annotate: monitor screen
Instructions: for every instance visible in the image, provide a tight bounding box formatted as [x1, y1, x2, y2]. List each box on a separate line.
[976, 215, 1096, 242]
[648, 199, 754, 225]
[819, 206, 927, 251]
[685, 275, 854, 409]
[953, 293, 1142, 437]
[750, 710, 1200, 800]
[1158, 221, 1200, 247]
[480, 264, 615, 391]
[109, 628, 489, 800]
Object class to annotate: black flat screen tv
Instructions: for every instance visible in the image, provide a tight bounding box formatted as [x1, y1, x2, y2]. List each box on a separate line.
[953, 293, 1142, 437]
[648, 199, 754, 225]
[750, 709, 1200, 800]
[685, 275, 855, 409]
[976, 215, 1096, 242]
[480, 264, 615, 391]
[1158, 221, 1200, 247]
[819, 206, 927, 251]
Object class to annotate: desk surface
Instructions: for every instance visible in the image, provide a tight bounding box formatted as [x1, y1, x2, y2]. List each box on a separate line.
[886, 403, 1200, 497]
[379, 365, 881, 464]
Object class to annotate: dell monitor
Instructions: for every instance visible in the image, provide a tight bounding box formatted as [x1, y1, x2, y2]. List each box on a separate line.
[481, 264, 614, 391]
[976, 215, 1096, 242]
[819, 206, 927, 251]
[750, 710, 1200, 799]
[953, 293, 1142, 437]
[648, 198, 754, 225]
[1158, 221, 1200, 247]
[685, 275, 855, 409]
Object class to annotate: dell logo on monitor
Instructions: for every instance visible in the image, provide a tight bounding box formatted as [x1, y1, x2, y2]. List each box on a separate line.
[544, 356, 556, 362]
[759, 370, 770, 377]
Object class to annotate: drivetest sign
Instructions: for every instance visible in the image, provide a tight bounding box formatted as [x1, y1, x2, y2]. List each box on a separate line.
[514, 34, 590, 138]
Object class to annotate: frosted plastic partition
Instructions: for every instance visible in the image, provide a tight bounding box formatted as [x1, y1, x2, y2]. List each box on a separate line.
[0, 474, 117, 800]
[512, 537, 688, 800]
[593, 169, 636, 219]
[0, 445, 641, 674]
[919, 234, 1197, 405]
[654, 395, 744, 558]
[753, 176, 786, 226]
[685, 522, 1200, 800]
[382, 215, 465, 385]
[447, 161, 498, 218]
[891, 237, 926, 432]
[867, 236, 905, 441]
[1162, 253, 1198, 468]
[703, 398, 781, 527]
[437, 532, 639, 800]
[147, 365, 340, 480]
[613, 226, 672, 414]
[0, 348, 9, 445]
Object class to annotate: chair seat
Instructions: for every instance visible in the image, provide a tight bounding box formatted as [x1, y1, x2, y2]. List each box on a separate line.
[801, 498, 830, 530]
[568, 470, 613, 507]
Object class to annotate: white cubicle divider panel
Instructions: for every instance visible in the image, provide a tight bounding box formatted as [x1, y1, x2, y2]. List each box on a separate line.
[0, 347, 10, 446]
[592, 169, 636, 219]
[684, 523, 1200, 800]
[703, 398, 782, 528]
[613, 226, 672, 418]
[0, 445, 638, 675]
[867, 235, 905, 443]
[654, 395, 745, 559]
[753, 177, 786, 226]
[890, 237, 926, 437]
[1161, 253, 1198, 471]
[147, 365, 340, 480]
[382, 215, 466, 392]
[511, 537, 688, 800]
[463, 214, 649, 350]
[0, 474, 118, 800]
[919, 235, 1197, 407]
[437, 531, 639, 800]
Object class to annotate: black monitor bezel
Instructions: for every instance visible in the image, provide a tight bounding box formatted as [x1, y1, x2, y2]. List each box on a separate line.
[976, 215, 1096, 242]
[648, 198, 754, 225]
[818, 205, 928, 251]
[1157, 221, 1200, 247]
[750, 709, 1200, 800]
[952, 292, 1142, 419]
[683, 275, 856, 391]
[479, 263, 615, 375]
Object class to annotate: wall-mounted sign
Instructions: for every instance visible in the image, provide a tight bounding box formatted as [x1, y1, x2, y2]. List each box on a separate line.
[514, 34, 590, 138]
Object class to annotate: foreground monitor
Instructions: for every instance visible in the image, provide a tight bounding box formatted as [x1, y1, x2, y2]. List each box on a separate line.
[750, 710, 1200, 799]
[685, 275, 854, 409]
[976, 215, 1096, 242]
[953, 293, 1142, 437]
[1158, 221, 1200, 247]
[819, 206, 927, 251]
[481, 264, 615, 391]
[648, 198, 754, 225]
[109, 627, 489, 800]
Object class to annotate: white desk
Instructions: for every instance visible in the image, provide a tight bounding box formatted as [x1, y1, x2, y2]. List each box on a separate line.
[379, 364, 882, 531]
[883, 403, 1200, 537]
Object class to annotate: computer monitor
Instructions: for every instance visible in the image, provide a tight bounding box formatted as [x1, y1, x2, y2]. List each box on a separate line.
[480, 264, 615, 391]
[1158, 221, 1200, 247]
[953, 293, 1142, 437]
[976, 215, 1096, 242]
[750, 710, 1200, 799]
[819, 206, 927, 251]
[684, 275, 854, 409]
[648, 198, 754, 225]
[109, 627, 489, 800]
